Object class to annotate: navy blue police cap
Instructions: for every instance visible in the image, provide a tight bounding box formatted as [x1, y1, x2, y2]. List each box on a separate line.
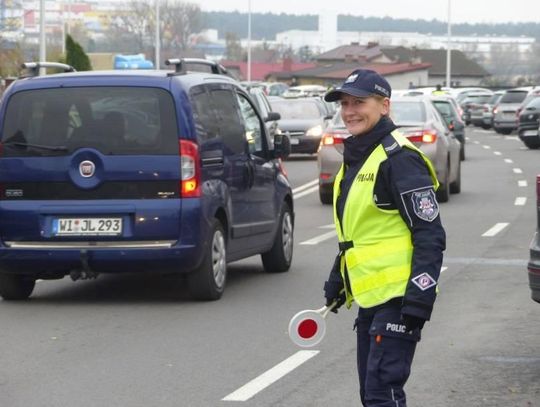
[324, 69, 391, 102]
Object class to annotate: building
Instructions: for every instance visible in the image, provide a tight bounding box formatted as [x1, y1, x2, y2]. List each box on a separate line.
[266, 61, 431, 90]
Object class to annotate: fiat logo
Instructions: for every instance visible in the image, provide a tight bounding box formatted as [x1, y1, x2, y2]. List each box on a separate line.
[79, 160, 96, 178]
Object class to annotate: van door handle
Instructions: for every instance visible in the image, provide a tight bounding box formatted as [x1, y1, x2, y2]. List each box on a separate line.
[244, 161, 255, 189]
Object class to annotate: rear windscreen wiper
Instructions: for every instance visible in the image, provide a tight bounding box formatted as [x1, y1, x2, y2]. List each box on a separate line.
[3, 141, 68, 152]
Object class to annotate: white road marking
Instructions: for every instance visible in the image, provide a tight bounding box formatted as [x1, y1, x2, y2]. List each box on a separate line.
[504, 136, 519, 141]
[504, 158, 513, 164]
[441, 267, 448, 273]
[222, 351, 320, 402]
[518, 180, 528, 187]
[473, 140, 480, 145]
[318, 224, 335, 229]
[294, 186, 319, 199]
[292, 179, 318, 194]
[482, 145, 491, 149]
[300, 230, 336, 245]
[493, 151, 502, 156]
[513, 168, 523, 174]
[515, 197, 527, 206]
[465, 137, 471, 141]
[482, 223, 509, 237]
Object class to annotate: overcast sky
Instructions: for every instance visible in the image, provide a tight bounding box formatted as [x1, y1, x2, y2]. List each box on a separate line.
[188, 0, 540, 24]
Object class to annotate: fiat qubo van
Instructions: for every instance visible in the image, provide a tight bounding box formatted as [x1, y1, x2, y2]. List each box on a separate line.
[0, 60, 293, 301]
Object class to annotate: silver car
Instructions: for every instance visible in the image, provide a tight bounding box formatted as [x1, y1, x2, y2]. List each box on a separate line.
[391, 96, 461, 202]
[493, 88, 532, 134]
[317, 97, 461, 204]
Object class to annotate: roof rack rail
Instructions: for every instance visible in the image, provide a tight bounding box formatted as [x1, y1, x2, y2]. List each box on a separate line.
[20, 62, 77, 78]
[165, 58, 228, 76]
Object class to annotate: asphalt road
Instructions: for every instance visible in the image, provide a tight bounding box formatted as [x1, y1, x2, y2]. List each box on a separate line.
[1, 127, 539, 407]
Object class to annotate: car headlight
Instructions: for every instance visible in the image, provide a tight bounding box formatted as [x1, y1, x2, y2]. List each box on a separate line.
[306, 125, 323, 137]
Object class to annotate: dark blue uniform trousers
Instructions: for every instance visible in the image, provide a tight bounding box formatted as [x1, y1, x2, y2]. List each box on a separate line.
[355, 302, 420, 407]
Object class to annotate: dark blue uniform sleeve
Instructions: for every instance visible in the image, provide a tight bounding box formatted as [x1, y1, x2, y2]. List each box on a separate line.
[381, 149, 446, 321]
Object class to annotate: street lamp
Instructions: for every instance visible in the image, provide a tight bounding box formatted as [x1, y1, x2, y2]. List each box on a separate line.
[247, 0, 251, 82]
[446, 0, 452, 88]
[39, 0, 46, 74]
[155, 0, 160, 69]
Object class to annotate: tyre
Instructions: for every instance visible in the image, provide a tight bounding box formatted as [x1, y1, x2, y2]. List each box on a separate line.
[187, 219, 227, 301]
[0, 273, 36, 300]
[262, 203, 294, 273]
[450, 161, 461, 194]
[319, 186, 333, 205]
[524, 140, 540, 150]
[500, 129, 512, 135]
[436, 164, 450, 203]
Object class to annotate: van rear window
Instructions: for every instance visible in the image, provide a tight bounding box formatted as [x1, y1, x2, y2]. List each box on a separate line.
[500, 91, 528, 104]
[2, 87, 178, 156]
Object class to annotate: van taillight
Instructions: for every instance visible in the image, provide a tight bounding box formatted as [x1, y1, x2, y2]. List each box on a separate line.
[404, 130, 437, 144]
[179, 140, 201, 198]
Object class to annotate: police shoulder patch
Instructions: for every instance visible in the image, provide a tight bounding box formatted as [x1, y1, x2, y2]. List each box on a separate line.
[410, 189, 439, 222]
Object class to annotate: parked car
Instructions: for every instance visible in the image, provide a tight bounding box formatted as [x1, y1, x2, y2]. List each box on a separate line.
[517, 95, 540, 149]
[493, 88, 532, 134]
[460, 91, 493, 125]
[0, 59, 294, 301]
[451, 87, 492, 104]
[479, 91, 505, 129]
[270, 97, 333, 154]
[317, 110, 350, 204]
[242, 81, 289, 97]
[431, 95, 466, 160]
[391, 96, 461, 203]
[282, 85, 327, 98]
[529, 175, 540, 303]
[248, 87, 282, 141]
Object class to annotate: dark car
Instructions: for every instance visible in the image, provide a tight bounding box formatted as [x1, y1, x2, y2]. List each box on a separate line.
[270, 97, 332, 154]
[432, 95, 466, 160]
[517, 96, 540, 149]
[0, 59, 294, 301]
[529, 175, 540, 303]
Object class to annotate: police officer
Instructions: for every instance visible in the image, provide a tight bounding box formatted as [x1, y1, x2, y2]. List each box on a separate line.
[432, 84, 446, 95]
[322, 69, 446, 407]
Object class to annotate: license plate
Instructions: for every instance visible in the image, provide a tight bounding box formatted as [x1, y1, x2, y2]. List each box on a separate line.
[289, 138, 300, 145]
[503, 113, 515, 120]
[522, 130, 538, 137]
[52, 218, 123, 236]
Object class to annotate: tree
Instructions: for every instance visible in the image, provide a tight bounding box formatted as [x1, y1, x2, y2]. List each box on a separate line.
[65, 34, 92, 71]
[160, 1, 203, 52]
[0, 39, 24, 78]
[224, 32, 243, 61]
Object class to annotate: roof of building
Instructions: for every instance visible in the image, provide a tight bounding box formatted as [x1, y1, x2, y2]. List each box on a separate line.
[220, 61, 317, 81]
[381, 46, 489, 77]
[269, 61, 431, 80]
[315, 42, 383, 62]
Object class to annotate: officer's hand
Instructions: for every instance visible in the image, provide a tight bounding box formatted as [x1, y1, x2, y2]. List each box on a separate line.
[401, 313, 426, 332]
[324, 281, 346, 313]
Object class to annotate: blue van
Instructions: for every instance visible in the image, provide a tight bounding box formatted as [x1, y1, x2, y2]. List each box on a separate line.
[0, 60, 293, 301]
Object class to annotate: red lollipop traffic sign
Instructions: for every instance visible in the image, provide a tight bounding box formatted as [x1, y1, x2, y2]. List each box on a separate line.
[288, 303, 336, 348]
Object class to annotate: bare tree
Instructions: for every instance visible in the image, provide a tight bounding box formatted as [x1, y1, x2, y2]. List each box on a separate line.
[158, 1, 203, 52]
[104, 1, 153, 53]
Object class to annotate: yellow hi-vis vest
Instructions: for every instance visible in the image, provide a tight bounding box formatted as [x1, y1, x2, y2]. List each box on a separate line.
[333, 130, 439, 309]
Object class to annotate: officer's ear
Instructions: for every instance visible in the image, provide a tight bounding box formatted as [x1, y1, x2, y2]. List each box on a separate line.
[381, 97, 390, 116]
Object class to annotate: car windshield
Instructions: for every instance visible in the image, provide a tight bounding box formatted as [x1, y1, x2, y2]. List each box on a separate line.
[432, 101, 454, 118]
[2, 87, 178, 157]
[524, 96, 540, 109]
[488, 93, 503, 105]
[463, 95, 492, 104]
[271, 100, 322, 120]
[500, 91, 528, 103]
[390, 101, 426, 123]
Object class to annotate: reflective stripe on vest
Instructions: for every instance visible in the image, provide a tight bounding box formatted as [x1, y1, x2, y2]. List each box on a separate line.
[333, 130, 439, 308]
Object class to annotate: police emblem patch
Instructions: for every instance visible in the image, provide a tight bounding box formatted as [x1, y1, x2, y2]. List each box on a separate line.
[412, 273, 437, 291]
[411, 189, 439, 222]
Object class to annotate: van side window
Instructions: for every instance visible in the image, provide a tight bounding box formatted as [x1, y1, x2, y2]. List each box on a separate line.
[190, 87, 218, 142]
[235, 94, 264, 154]
[211, 89, 245, 155]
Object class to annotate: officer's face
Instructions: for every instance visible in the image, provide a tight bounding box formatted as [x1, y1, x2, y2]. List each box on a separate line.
[340, 94, 390, 136]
